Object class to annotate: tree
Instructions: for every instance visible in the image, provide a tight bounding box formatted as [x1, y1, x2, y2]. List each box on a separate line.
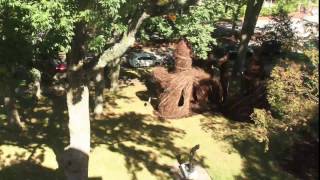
[234, 0, 264, 74]
[139, 0, 227, 59]
[68, 1, 207, 179]
[1, 0, 202, 179]
[0, 2, 34, 129]
[225, 0, 246, 34]
[259, 8, 297, 52]
[0, 0, 75, 128]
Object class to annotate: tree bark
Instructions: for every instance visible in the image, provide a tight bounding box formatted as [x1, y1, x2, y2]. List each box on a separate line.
[92, 12, 149, 93]
[231, 5, 241, 34]
[106, 58, 121, 92]
[66, 86, 90, 154]
[94, 12, 150, 71]
[63, 65, 90, 179]
[234, 0, 264, 74]
[93, 68, 105, 117]
[62, 1, 90, 179]
[61, 84, 90, 180]
[3, 95, 24, 129]
[34, 80, 42, 100]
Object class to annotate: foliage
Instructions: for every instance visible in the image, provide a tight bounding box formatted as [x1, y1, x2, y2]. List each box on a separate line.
[259, 8, 298, 51]
[266, 49, 319, 128]
[259, 0, 316, 16]
[248, 48, 319, 151]
[140, 0, 227, 59]
[259, 6, 278, 16]
[249, 108, 274, 151]
[300, 49, 319, 101]
[0, 0, 75, 58]
[29, 68, 42, 81]
[0, 0, 75, 97]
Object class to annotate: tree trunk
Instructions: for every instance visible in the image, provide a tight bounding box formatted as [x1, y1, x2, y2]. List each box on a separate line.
[30, 68, 42, 100]
[93, 68, 105, 117]
[3, 95, 24, 129]
[67, 86, 90, 154]
[61, 84, 90, 180]
[234, 0, 264, 74]
[34, 80, 42, 100]
[231, 5, 241, 34]
[94, 12, 150, 71]
[106, 58, 121, 92]
[61, 1, 90, 179]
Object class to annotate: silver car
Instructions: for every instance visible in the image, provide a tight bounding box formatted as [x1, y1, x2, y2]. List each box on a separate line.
[128, 52, 163, 68]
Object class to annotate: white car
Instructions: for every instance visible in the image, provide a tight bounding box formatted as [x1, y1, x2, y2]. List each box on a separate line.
[128, 52, 163, 68]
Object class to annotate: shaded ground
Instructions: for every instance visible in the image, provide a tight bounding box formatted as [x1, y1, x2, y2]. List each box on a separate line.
[0, 67, 318, 180]
[0, 77, 241, 180]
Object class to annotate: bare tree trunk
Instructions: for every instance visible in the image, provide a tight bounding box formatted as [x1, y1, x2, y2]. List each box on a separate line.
[234, 0, 264, 74]
[63, 63, 90, 180]
[92, 12, 150, 94]
[61, 84, 90, 180]
[67, 86, 90, 154]
[30, 68, 42, 100]
[61, 1, 90, 179]
[34, 80, 42, 100]
[93, 68, 105, 117]
[3, 95, 24, 129]
[231, 5, 241, 34]
[94, 12, 150, 71]
[107, 58, 121, 92]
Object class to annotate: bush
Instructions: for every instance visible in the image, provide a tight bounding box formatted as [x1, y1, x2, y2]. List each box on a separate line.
[250, 108, 274, 151]
[266, 49, 319, 127]
[259, 0, 313, 17]
[258, 8, 300, 52]
[248, 48, 319, 151]
[260, 6, 278, 17]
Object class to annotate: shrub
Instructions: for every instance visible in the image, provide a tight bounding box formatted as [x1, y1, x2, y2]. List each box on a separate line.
[248, 48, 319, 151]
[250, 108, 274, 151]
[258, 8, 299, 52]
[266, 49, 319, 127]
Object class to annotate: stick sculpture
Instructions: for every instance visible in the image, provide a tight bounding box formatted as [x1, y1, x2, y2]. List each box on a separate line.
[153, 39, 222, 119]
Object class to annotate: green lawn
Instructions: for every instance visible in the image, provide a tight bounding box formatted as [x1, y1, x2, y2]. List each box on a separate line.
[0, 71, 299, 180]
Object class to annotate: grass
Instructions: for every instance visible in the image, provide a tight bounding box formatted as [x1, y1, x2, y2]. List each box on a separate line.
[0, 68, 309, 180]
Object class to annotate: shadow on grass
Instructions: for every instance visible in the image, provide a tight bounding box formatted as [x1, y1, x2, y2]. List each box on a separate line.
[89, 89, 132, 113]
[121, 66, 161, 110]
[1, 95, 209, 180]
[91, 112, 209, 180]
[0, 161, 64, 180]
[0, 95, 69, 179]
[0, 160, 102, 180]
[200, 112, 319, 180]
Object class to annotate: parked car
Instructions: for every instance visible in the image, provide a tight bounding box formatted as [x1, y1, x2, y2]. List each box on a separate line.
[128, 52, 163, 68]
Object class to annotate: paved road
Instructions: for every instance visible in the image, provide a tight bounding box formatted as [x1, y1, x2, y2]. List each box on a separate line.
[255, 11, 319, 38]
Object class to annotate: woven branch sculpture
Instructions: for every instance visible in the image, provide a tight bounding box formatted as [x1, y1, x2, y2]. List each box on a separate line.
[153, 39, 223, 119]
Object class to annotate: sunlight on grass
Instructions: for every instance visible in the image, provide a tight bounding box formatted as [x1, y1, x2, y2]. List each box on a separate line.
[0, 77, 298, 180]
[0, 145, 58, 169]
[92, 80, 243, 180]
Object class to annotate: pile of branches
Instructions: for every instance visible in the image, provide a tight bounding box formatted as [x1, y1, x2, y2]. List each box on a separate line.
[152, 39, 222, 119]
[222, 83, 269, 122]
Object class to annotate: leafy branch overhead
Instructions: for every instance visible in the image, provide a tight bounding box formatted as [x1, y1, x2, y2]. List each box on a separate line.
[0, 0, 199, 58]
[141, 0, 227, 59]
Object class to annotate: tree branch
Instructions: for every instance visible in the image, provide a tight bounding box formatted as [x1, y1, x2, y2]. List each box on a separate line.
[93, 11, 150, 70]
[92, 0, 199, 71]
